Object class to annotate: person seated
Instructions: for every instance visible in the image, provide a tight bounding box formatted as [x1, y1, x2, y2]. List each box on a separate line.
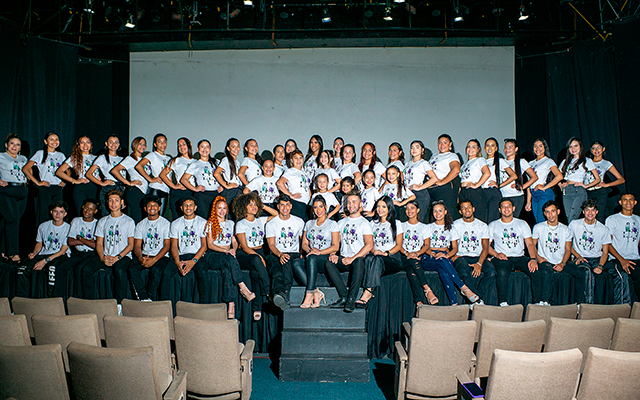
[606, 192, 640, 303]
[16, 201, 70, 298]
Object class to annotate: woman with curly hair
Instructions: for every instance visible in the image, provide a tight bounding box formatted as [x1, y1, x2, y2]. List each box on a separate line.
[56, 135, 98, 215]
[358, 142, 386, 189]
[233, 191, 277, 321]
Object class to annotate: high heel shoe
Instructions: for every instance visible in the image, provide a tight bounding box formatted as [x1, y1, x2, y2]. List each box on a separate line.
[355, 288, 374, 309]
[461, 287, 480, 303]
[300, 292, 314, 309]
[311, 289, 325, 308]
[424, 287, 439, 305]
[253, 311, 262, 321]
[227, 302, 235, 319]
[239, 285, 256, 302]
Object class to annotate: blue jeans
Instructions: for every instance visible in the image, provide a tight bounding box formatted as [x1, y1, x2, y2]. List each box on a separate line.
[530, 188, 556, 224]
[421, 253, 466, 304]
[563, 184, 587, 224]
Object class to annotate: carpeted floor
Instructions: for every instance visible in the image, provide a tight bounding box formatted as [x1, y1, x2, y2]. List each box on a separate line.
[251, 355, 397, 400]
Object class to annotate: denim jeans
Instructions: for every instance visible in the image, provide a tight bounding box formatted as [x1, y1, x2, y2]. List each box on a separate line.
[530, 188, 556, 224]
[421, 253, 466, 304]
[563, 184, 587, 224]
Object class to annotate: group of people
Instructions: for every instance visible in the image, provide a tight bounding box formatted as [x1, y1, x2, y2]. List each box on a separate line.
[0, 131, 637, 320]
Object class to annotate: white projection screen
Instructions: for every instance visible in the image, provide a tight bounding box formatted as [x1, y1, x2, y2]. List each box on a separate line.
[130, 47, 515, 159]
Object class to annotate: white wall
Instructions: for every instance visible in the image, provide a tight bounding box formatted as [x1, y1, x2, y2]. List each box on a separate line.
[130, 47, 515, 160]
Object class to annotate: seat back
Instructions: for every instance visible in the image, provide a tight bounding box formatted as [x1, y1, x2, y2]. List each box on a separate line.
[175, 301, 227, 321]
[0, 297, 11, 315]
[630, 302, 640, 319]
[472, 304, 524, 341]
[0, 315, 32, 346]
[544, 317, 615, 370]
[122, 299, 174, 339]
[32, 314, 101, 371]
[524, 303, 578, 322]
[104, 315, 173, 392]
[576, 347, 640, 400]
[11, 297, 65, 336]
[416, 304, 470, 321]
[405, 319, 476, 398]
[174, 316, 242, 396]
[67, 297, 118, 340]
[0, 343, 69, 400]
[474, 319, 546, 379]
[67, 342, 162, 400]
[484, 348, 582, 400]
[578, 303, 631, 321]
[611, 318, 640, 352]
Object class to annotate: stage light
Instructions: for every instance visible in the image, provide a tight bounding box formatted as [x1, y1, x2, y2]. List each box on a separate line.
[454, 7, 464, 22]
[383, 7, 393, 21]
[322, 8, 331, 23]
[125, 15, 136, 28]
[519, 2, 529, 20]
[244, 0, 253, 6]
[394, 0, 405, 3]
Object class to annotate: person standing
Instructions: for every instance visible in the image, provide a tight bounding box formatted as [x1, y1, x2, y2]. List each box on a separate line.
[525, 138, 563, 224]
[586, 141, 626, 222]
[159, 137, 194, 220]
[277, 149, 311, 220]
[180, 140, 220, 219]
[458, 139, 491, 223]
[85, 135, 124, 217]
[500, 139, 537, 218]
[404, 140, 437, 223]
[482, 138, 517, 223]
[111, 137, 148, 223]
[56, 136, 98, 215]
[136, 133, 171, 216]
[427, 134, 461, 219]
[214, 138, 244, 208]
[559, 137, 601, 224]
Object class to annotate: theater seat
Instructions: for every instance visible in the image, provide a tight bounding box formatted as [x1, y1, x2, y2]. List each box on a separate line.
[0, 314, 32, 346]
[11, 297, 65, 337]
[175, 301, 227, 321]
[576, 348, 640, 400]
[66, 297, 118, 341]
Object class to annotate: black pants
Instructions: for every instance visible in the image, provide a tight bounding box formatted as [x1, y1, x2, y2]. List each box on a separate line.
[149, 189, 169, 217]
[504, 196, 525, 218]
[16, 254, 69, 298]
[128, 256, 169, 301]
[623, 258, 640, 302]
[170, 188, 191, 220]
[298, 254, 330, 291]
[483, 187, 502, 223]
[194, 191, 218, 219]
[492, 256, 550, 304]
[538, 261, 586, 304]
[401, 254, 429, 304]
[99, 183, 124, 217]
[52, 251, 95, 300]
[220, 187, 244, 219]
[587, 188, 610, 223]
[199, 252, 236, 303]
[453, 256, 497, 300]
[459, 187, 488, 224]
[364, 253, 404, 289]
[37, 185, 63, 226]
[429, 182, 459, 219]
[0, 185, 28, 257]
[159, 253, 206, 306]
[236, 248, 269, 312]
[267, 252, 303, 298]
[413, 188, 431, 223]
[290, 200, 308, 222]
[82, 256, 131, 302]
[73, 183, 98, 216]
[324, 255, 367, 301]
[125, 186, 146, 224]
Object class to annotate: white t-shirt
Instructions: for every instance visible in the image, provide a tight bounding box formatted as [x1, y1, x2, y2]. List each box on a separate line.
[30, 150, 65, 185]
[337, 162, 359, 180]
[380, 183, 414, 202]
[360, 186, 381, 212]
[36, 221, 70, 256]
[569, 219, 611, 259]
[459, 157, 488, 184]
[274, 163, 286, 179]
[208, 219, 235, 248]
[144, 151, 170, 193]
[585, 159, 613, 189]
[0, 153, 27, 183]
[310, 192, 339, 209]
[217, 157, 241, 186]
[265, 215, 305, 253]
[93, 154, 124, 183]
[488, 218, 532, 258]
[428, 152, 459, 180]
[170, 216, 207, 255]
[529, 157, 557, 189]
[370, 220, 404, 252]
[401, 221, 429, 253]
[453, 218, 490, 257]
[425, 222, 458, 249]
[560, 158, 597, 183]
[338, 215, 373, 258]
[361, 161, 386, 188]
[118, 156, 148, 194]
[241, 158, 262, 183]
[605, 213, 640, 260]
[501, 158, 531, 198]
[235, 216, 269, 248]
[185, 159, 220, 191]
[387, 160, 404, 171]
[532, 222, 572, 265]
[403, 159, 432, 188]
[67, 217, 97, 252]
[334, 157, 342, 168]
[169, 157, 195, 185]
[64, 154, 97, 180]
[134, 217, 171, 257]
[303, 157, 318, 178]
[246, 175, 280, 204]
[304, 219, 339, 251]
[282, 168, 311, 204]
[314, 168, 340, 190]
[95, 214, 136, 258]
[482, 157, 511, 189]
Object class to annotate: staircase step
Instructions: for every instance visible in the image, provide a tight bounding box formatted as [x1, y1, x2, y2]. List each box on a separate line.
[279, 356, 370, 382]
[281, 331, 368, 356]
[289, 286, 363, 306]
[283, 307, 366, 331]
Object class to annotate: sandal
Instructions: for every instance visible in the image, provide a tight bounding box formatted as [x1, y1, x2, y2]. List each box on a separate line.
[227, 302, 235, 319]
[311, 289, 326, 308]
[424, 287, 439, 305]
[355, 288, 374, 309]
[239, 283, 256, 302]
[300, 292, 314, 309]
[461, 287, 480, 303]
[253, 311, 262, 321]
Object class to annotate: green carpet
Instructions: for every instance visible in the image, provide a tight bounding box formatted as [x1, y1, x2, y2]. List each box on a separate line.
[251, 356, 396, 400]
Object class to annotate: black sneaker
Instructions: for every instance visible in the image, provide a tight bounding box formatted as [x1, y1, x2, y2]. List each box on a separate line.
[273, 293, 290, 310]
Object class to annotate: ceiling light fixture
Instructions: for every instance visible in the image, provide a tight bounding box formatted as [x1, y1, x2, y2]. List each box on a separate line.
[321, 8, 331, 23]
[383, 7, 393, 21]
[519, 2, 529, 20]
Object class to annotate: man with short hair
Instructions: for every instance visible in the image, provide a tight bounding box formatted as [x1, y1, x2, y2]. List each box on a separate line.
[265, 193, 305, 310]
[325, 192, 374, 312]
[488, 198, 550, 306]
[605, 192, 637, 303]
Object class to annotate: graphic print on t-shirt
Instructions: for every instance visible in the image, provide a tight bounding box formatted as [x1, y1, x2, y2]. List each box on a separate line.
[500, 227, 521, 249]
[43, 231, 64, 253]
[430, 226, 450, 248]
[577, 226, 596, 252]
[342, 223, 360, 245]
[259, 181, 278, 203]
[78, 225, 94, 240]
[459, 164, 472, 180]
[458, 229, 481, 254]
[622, 222, 639, 243]
[403, 228, 423, 252]
[543, 231, 562, 254]
[201, 164, 217, 186]
[180, 221, 199, 248]
[278, 227, 298, 250]
[106, 223, 125, 248]
[144, 225, 163, 251]
[372, 225, 392, 248]
[247, 226, 265, 247]
[307, 228, 330, 249]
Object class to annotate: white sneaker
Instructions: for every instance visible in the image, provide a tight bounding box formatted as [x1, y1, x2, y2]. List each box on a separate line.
[117, 304, 123, 316]
[141, 298, 152, 302]
[499, 302, 509, 307]
[468, 299, 485, 311]
[536, 301, 550, 306]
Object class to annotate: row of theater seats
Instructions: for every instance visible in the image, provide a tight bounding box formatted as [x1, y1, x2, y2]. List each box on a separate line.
[0, 297, 253, 400]
[395, 303, 640, 399]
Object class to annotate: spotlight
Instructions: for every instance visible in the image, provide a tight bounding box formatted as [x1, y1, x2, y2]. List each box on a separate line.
[321, 8, 331, 23]
[454, 7, 464, 22]
[125, 15, 136, 28]
[519, 2, 529, 20]
[383, 7, 393, 21]
[394, 0, 405, 3]
[244, 0, 253, 6]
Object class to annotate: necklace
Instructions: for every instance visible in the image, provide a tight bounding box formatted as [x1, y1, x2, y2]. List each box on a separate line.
[547, 222, 559, 231]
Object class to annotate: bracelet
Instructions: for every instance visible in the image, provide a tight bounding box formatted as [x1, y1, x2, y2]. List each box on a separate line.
[597, 264, 603, 269]
[530, 258, 537, 262]
[45, 257, 50, 263]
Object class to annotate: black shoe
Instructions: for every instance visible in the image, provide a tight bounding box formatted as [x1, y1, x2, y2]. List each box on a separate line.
[330, 297, 347, 308]
[344, 298, 356, 313]
[273, 293, 290, 310]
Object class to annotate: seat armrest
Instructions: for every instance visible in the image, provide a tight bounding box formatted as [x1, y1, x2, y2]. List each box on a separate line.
[401, 322, 411, 350]
[394, 341, 408, 400]
[240, 340, 255, 400]
[456, 372, 485, 400]
[164, 370, 187, 400]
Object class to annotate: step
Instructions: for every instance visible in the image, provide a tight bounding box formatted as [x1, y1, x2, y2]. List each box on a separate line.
[289, 286, 363, 306]
[281, 331, 368, 356]
[282, 307, 366, 331]
[279, 356, 370, 382]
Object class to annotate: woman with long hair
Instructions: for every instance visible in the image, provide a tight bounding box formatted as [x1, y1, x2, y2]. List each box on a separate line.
[298, 196, 340, 308]
[559, 137, 601, 223]
[56, 136, 97, 215]
[459, 139, 491, 222]
[359, 142, 386, 189]
[586, 140, 626, 222]
[85, 135, 124, 217]
[111, 137, 149, 223]
[482, 137, 517, 223]
[427, 134, 461, 219]
[336, 144, 361, 185]
[239, 139, 263, 186]
[277, 149, 311, 220]
[404, 140, 438, 223]
[272, 144, 287, 178]
[387, 142, 405, 171]
[214, 138, 243, 209]
[525, 138, 563, 223]
[0, 133, 29, 263]
[159, 137, 194, 220]
[304, 135, 323, 177]
[22, 131, 66, 225]
[333, 137, 344, 168]
[501, 139, 537, 218]
[180, 139, 219, 219]
[420, 200, 482, 306]
[136, 133, 171, 215]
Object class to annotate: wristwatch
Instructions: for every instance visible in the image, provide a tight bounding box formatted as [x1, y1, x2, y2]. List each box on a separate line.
[192, 258, 199, 264]
[116, 254, 122, 260]
[45, 257, 51, 263]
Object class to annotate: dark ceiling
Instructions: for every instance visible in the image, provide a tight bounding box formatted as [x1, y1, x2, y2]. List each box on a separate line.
[2, 0, 638, 51]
